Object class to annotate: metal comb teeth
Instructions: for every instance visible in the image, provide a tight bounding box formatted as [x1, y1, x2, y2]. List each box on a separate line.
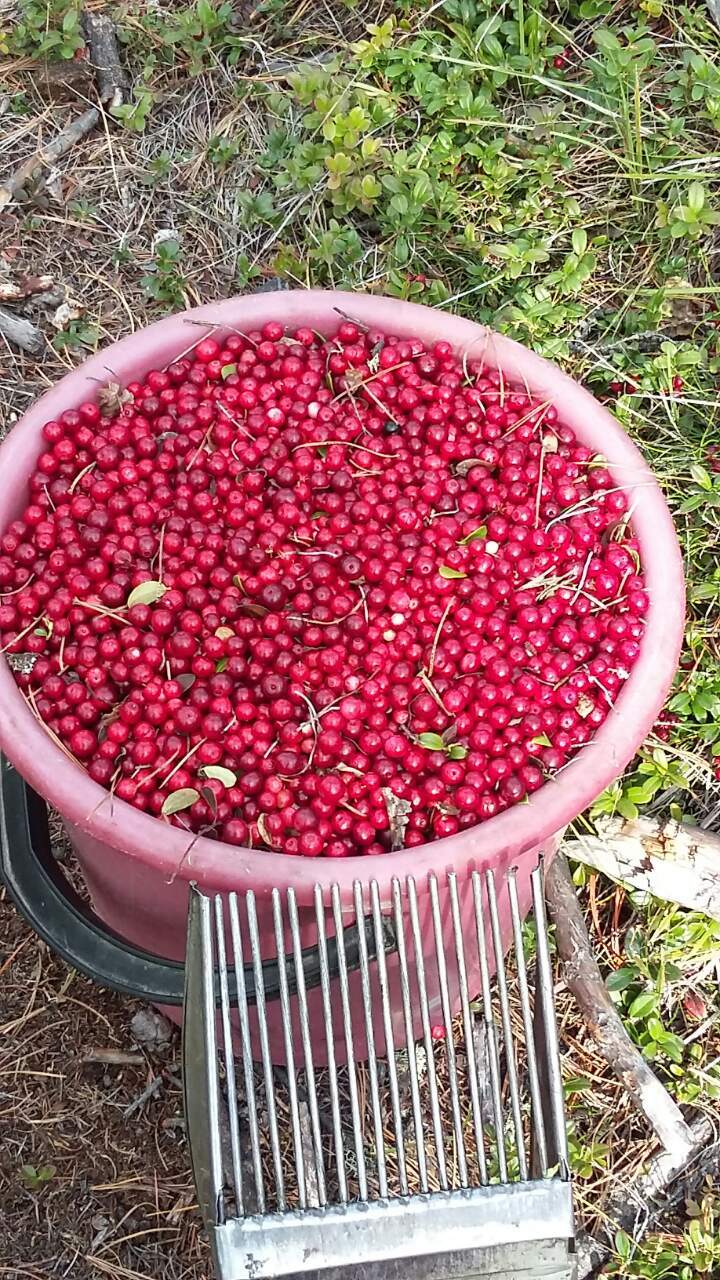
[182, 864, 574, 1280]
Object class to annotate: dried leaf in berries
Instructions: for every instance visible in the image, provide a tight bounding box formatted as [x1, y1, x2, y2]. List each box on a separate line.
[418, 732, 445, 751]
[98, 382, 132, 416]
[127, 580, 167, 608]
[459, 525, 487, 545]
[161, 788, 199, 816]
[200, 765, 237, 788]
[438, 565, 467, 579]
[382, 787, 412, 851]
[200, 786, 218, 817]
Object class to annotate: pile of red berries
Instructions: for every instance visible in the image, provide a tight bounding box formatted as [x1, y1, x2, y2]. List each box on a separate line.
[0, 319, 648, 856]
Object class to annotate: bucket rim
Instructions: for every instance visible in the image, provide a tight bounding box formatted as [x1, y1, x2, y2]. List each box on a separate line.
[0, 289, 685, 899]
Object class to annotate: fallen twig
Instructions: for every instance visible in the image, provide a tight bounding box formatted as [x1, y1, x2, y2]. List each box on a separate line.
[0, 305, 44, 356]
[82, 1049, 145, 1067]
[0, 275, 53, 303]
[545, 852, 696, 1161]
[122, 1073, 164, 1117]
[298, 1101, 321, 1208]
[82, 10, 129, 106]
[0, 107, 99, 210]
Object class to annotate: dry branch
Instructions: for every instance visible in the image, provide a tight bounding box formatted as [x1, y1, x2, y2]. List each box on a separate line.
[0, 275, 54, 303]
[565, 815, 720, 921]
[545, 852, 696, 1162]
[299, 1101, 321, 1208]
[0, 107, 99, 210]
[0, 305, 44, 355]
[82, 11, 129, 106]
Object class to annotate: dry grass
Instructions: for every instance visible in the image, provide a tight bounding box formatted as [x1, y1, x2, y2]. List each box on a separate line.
[0, 888, 210, 1279]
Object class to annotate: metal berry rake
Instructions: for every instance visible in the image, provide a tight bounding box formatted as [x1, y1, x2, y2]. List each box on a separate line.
[182, 864, 575, 1280]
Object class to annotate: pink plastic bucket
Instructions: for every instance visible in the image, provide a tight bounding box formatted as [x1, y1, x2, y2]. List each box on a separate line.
[0, 291, 685, 1061]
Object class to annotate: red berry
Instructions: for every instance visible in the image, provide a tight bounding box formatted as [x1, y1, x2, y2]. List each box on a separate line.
[0, 319, 646, 855]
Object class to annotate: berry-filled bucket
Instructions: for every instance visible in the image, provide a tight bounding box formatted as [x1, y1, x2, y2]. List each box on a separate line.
[0, 291, 684, 1062]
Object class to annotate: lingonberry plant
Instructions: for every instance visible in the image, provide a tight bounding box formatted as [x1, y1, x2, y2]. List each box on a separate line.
[0, 320, 646, 855]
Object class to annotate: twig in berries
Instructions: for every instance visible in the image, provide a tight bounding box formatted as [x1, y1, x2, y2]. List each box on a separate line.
[499, 398, 553, 441]
[340, 801, 367, 819]
[291, 586, 367, 627]
[332, 358, 411, 403]
[427, 598, 453, 680]
[570, 551, 594, 607]
[533, 437, 550, 529]
[73, 598, 128, 625]
[160, 739, 208, 788]
[68, 462, 96, 494]
[361, 381, 398, 423]
[25, 686, 81, 764]
[418, 669, 451, 717]
[332, 306, 370, 332]
[217, 401, 256, 441]
[293, 440, 395, 459]
[0, 614, 44, 655]
[188, 421, 216, 467]
[0, 574, 36, 597]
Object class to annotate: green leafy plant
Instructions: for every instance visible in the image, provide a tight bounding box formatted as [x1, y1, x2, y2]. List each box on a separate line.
[111, 89, 156, 133]
[52, 322, 100, 353]
[606, 1187, 720, 1277]
[140, 240, 187, 310]
[20, 1163, 56, 1191]
[657, 183, 720, 242]
[6, 0, 84, 58]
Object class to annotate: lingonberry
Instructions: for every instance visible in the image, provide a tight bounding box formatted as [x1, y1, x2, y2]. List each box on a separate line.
[0, 320, 647, 854]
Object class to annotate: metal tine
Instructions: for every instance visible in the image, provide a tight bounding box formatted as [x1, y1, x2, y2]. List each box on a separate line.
[199, 894, 225, 1222]
[370, 880, 408, 1196]
[485, 869, 529, 1181]
[314, 884, 348, 1203]
[213, 896, 244, 1214]
[245, 891, 285, 1211]
[287, 888, 327, 1206]
[471, 871, 507, 1183]
[271, 889, 306, 1208]
[330, 884, 368, 1201]
[531, 863, 570, 1176]
[352, 881, 388, 1198]
[391, 877, 428, 1193]
[429, 874, 468, 1188]
[508, 870, 548, 1176]
[407, 875, 448, 1190]
[228, 893, 265, 1213]
[447, 873, 488, 1185]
